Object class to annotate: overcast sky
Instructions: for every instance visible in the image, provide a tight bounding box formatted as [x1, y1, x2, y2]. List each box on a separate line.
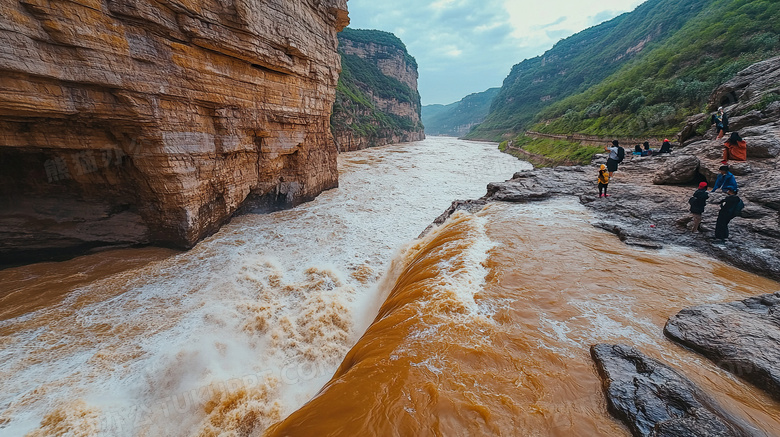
[347, 0, 647, 106]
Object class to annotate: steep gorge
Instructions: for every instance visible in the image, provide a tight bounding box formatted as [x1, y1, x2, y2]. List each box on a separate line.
[0, 0, 349, 263]
[422, 87, 500, 137]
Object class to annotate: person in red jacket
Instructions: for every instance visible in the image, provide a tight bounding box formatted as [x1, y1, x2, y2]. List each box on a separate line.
[721, 132, 747, 164]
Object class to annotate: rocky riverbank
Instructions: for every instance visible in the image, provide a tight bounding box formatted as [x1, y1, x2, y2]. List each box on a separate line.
[435, 141, 779, 280]
[591, 344, 758, 437]
[429, 59, 779, 434]
[429, 147, 779, 433]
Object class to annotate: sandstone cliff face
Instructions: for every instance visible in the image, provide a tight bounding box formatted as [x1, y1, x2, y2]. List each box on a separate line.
[330, 28, 424, 152]
[0, 0, 349, 262]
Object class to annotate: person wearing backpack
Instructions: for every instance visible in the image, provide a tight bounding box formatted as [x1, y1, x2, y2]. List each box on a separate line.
[643, 141, 654, 156]
[688, 181, 709, 233]
[714, 188, 743, 242]
[604, 140, 623, 177]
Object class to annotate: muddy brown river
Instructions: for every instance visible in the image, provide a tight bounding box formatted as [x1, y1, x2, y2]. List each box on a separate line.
[1, 137, 777, 436]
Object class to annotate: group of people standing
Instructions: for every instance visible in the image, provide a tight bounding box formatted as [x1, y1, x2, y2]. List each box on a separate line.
[597, 140, 624, 197]
[690, 107, 748, 243]
[595, 106, 748, 243]
[689, 165, 743, 243]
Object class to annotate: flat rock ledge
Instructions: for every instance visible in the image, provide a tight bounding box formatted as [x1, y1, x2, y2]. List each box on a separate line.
[664, 292, 780, 401]
[433, 152, 780, 281]
[591, 344, 758, 437]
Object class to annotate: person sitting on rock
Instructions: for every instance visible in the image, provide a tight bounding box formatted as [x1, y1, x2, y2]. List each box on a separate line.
[711, 107, 728, 140]
[714, 188, 743, 242]
[658, 139, 672, 154]
[642, 141, 653, 156]
[633, 144, 643, 156]
[688, 181, 709, 233]
[598, 164, 610, 198]
[711, 165, 738, 193]
[721, 131, 747, 164]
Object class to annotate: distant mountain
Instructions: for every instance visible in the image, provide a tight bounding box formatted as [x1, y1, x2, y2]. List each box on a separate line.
[468, 0, 780, 140]
[331, 28, 424, 152]
[422, 88, 500, 137]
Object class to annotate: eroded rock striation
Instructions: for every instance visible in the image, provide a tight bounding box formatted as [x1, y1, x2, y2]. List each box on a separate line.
[591, 344, 757, 437]
[664, 292, 780, 401]
[0, 0, 349, 263]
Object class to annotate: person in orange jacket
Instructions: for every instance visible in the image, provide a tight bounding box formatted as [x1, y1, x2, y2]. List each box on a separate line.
[721, 132, 747, 164]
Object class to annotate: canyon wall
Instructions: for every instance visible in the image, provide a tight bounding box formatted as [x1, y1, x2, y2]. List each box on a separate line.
[0, 0, 349, 263]
[330, 28, 424, 152]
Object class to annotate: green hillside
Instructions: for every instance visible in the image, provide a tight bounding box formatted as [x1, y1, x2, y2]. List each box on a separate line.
[468, 0, 780, 141]
[422, 88, 500, 136]
[331, 28, 423, 150]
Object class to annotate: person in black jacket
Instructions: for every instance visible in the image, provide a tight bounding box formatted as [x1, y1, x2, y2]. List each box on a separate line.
[711, 107, 729, 139]
[714, 188, 743, 242]
[658, 139, 672, 154]
[688, 181, 709, 233]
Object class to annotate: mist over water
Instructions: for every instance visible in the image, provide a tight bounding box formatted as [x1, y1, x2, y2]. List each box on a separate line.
[0, 137, 530, 436]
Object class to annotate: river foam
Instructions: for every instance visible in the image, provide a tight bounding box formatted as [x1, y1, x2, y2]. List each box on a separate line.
[266, 199, 780, 437]
[0, 137, 530, 436]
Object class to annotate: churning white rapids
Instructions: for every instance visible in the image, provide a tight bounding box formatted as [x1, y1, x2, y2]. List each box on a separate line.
[0, 137, 531, 436]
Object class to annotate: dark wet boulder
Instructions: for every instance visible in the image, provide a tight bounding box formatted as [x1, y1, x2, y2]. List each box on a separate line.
[590, 344, 758, 437]
[420, 199, 488, 237]
[664, 292, 780, 401]
[652, 155, 700, 185]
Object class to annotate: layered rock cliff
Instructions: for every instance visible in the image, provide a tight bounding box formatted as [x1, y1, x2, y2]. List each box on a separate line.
[330, 28, 424, 152]
[0, 0, 349, 263]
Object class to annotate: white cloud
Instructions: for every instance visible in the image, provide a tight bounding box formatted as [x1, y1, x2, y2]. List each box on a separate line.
[430, 0, 458, 11]
[504, 0, 646, 45]
[346, 0, 647, 105]
[443, 46, 463, 57]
